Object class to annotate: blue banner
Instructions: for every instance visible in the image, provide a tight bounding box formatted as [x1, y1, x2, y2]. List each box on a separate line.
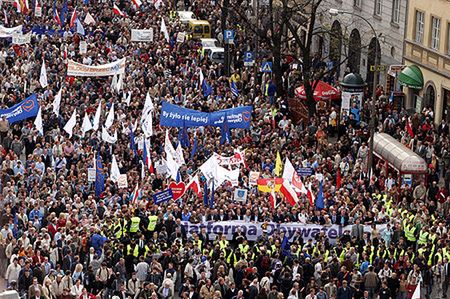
[153, 189, 173, 205]
[0, 94, 39, 124]
[296, 167, 314, 177]
[160, 102, 252, 129]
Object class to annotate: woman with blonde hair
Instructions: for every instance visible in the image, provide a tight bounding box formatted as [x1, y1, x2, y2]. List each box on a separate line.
[72, 264, 84, 283]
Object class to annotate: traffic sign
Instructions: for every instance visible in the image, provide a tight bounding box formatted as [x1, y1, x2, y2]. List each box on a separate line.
[261, 61, 272, 73]
[243, 51, 255, 66]
[224, 30, 235, 44]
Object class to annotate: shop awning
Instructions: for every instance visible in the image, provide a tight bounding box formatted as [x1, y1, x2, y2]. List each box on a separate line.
[295, 80, 341, 101]
[373, 133, 428, 174]
[398, 65, 424, 89]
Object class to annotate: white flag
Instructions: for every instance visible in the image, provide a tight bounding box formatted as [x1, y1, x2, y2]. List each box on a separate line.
[111, 74, 118, 90]
[116, 73, 123, 92]
[34, 106, 43, 135]
[104, 103, 114, 129]
[411, 284, 420, 299]
[110, 154, 121, 183]
[165, 150, 180, 181]
[125, 91, 131, 106]
[164, 130, 176, 157]
[101, 126, 118, 143]
[160, 17, 169, 42]
[82, 114, 93, 136]
[143, 92, 154, 116]
[176, 142, 185, 165]
[199, 69, 204, 88]
[93, 101, 102, 131]
[141, 111, 153, 137]
[39, 60, 48, 88]
[63, 110, 77, 138]
[84, 12, 96, 25]
[282, 157, 307, 194]
[52, 88, 62, 117]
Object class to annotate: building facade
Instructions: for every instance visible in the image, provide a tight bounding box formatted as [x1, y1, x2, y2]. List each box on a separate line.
[314, 0, 407, 91]
[402, 0, 450, 124]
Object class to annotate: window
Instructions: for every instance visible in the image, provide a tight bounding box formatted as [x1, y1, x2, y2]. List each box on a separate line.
[374, 0, 382, 16]
[391, 0, 400, 23]
[415, 11, 424, 43]
[431, 16, 441, 50]
[354, 0, 361, 8]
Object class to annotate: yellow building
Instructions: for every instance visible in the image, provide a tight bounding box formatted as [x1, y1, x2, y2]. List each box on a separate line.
[401, 0, 450, 124]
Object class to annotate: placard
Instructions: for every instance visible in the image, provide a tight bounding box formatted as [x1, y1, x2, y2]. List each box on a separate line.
[117, 174, 128, 188]
[79, 41, 87, 54]
[35, 7, 42, 17]
[249, 171, 260, 186]
[131, 29, 154, 42]
[88, 168, 96, 182]
[177, 32, 186, 43]
[12, 33, 31, 45]
[233, 188, 248, 202]
[153, 189, 173, 204]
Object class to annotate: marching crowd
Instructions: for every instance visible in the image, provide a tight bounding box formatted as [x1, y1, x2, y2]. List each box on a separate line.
[1, 0, 450, 299]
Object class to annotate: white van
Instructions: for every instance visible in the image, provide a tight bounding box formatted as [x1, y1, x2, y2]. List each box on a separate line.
[177, 11, 196, 23]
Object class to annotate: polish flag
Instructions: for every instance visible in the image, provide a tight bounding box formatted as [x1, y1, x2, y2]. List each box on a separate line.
[69, 8, 77, 28]
[131, 0, 142, 9]
[268, 189, 276, 209]
[112, 3, 126, 17]
[54, 8, 62, 26]
[306, 182, 315, 206]
[279, 180, 299, 206]
[13, 0, 21, 13]
[143, 140, 154, 174]
[186, 175, 201, 197]
[406, 119, 414, 137]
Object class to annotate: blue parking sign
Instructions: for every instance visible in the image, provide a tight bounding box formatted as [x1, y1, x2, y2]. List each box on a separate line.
[224, 30, 235, 44]
[244, 51, 254, 66]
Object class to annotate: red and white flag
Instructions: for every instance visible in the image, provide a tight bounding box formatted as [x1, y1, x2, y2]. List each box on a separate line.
[131, 184, 140, 205]
[411, 284, 420, 299]
[13, 0, 21, 13]
[112, 3, 126, 17]
[54, 9, 62, 26]
[186, 175, 201, 197]
[69, 7, 77, 28]
[279, 180, 299, 206]
[406, 118, 414, 138]
[3, 9, 8, 25]
[234, 149, 247, 168]
[268, 188, 276, 209]
[131, 0, 142, 9]
[306, 182, 315, 206]
[282, 157, 307, 194]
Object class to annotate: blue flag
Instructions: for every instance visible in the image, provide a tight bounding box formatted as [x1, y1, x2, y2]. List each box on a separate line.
[190, 136, 198, 160]
[230, 81, 239, 97]
[209, 181, 215, 209]
[389, 91, 394, 103]
[95, 153, 105, 197]
[177, 120, 190, 148]
[280, 236, 291, 257]
[75, 18, 85, 35]
[202, 80, 213, 97]
[83, 0, 89, 5]
[203, 181, 209, 206]
[60, 0, 68, 26]
[220, 113, 231, 145]
[176, 171, 181, 183]
[315, 181, 324, 210]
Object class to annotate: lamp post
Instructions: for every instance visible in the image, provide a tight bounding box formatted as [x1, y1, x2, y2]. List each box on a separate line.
[329, 8, 379, 178]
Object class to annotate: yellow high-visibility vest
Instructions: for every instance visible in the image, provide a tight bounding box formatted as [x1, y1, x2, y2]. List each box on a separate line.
[130, 217, 141, 233]
[147, 215, 158, 231]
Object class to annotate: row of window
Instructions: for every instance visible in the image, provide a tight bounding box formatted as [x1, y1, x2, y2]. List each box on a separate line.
[352, 0, 401, 24]
[415, 10, 450, 54]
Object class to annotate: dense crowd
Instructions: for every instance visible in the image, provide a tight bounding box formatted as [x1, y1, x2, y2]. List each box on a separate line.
[0, 0, 450, 299]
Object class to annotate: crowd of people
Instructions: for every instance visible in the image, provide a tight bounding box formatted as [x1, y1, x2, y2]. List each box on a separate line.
[0, 0, 450, 299]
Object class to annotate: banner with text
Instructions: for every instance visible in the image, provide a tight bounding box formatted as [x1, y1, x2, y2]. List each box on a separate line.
[131, 29, 154, 42]
[160, 102, 252, 129]
[0, 25, 22, 38]
[181, 221, 387, 244]
[0, 94, 39, 124]
[12, 33, 31, 45]
[67, 58, 126, 77]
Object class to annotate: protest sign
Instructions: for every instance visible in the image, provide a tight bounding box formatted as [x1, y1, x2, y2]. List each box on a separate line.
[79, 41, 87, 54]
[131, 29, 154, 42]
[87, 168, 96, 182]
[12, 33, 31, 45]
[0, 25, 22, 38]
[177, 32, 185, 43]
[233, 189, 248, 202]
[153, 189, 173, 204]
[117, 174, 128, 188]
[67, 58, 126, 76]
[249, 171, 260, 186]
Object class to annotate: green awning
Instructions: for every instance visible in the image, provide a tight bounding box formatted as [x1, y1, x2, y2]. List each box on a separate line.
[398, 65, 424, 89]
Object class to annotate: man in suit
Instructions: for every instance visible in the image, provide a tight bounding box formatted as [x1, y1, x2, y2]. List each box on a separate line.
[62, 251, 73, 273]
[28, 277, 44, 299]
[351, 219, 364, 240]
[336, 280, 352, 299]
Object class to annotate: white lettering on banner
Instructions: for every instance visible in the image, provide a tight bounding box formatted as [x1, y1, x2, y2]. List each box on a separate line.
[0, 106, 23, 119]
[181, 221, 387, 244]
[131, 29, 154, 42]
[67, 58, 126, 77]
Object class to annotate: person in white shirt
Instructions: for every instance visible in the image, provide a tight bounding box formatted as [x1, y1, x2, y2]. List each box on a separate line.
[5, 258, 21, 286]
[70, 279, 84, 297]
[378, 264, 392, 281]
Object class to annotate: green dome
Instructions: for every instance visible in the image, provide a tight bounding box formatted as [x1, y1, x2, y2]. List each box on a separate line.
[340, 73, 367, 88]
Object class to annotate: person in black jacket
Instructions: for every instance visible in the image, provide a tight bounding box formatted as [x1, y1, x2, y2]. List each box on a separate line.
[336, 281, 352, 299]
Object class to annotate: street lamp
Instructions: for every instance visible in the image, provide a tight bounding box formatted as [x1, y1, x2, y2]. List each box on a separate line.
[329, 8, 379, 178]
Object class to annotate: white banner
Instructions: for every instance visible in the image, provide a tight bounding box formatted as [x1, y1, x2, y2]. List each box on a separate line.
[0, 25, 22, 38]
[67, 58, 126, 77]
[213, 152, 244, 167]
[131, 29, 154, 42]
[12, 33, 31, 45]
[181, 221, 388, 244]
